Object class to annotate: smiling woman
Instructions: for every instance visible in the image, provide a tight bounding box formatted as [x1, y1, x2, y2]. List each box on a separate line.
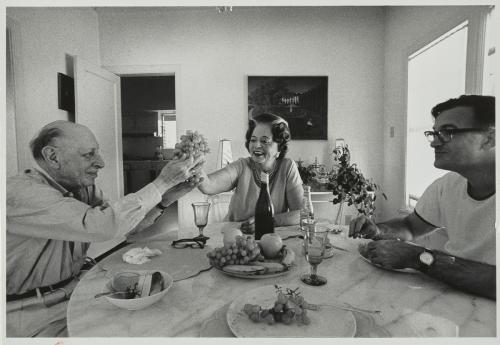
[198, 114, 303, 230]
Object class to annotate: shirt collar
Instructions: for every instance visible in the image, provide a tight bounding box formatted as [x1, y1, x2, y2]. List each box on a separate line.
[32, 162, 75, 198]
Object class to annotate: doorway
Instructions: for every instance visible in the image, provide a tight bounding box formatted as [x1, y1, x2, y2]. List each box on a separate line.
[120, 74, 178, 231]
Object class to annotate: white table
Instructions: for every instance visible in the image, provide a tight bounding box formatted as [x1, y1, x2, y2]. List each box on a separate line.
[67, 222, 496, 337]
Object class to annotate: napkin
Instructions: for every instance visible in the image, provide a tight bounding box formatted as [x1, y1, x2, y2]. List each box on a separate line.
[122, 247, 162, 265]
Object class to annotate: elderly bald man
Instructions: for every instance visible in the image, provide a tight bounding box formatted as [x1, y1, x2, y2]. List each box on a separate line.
[6, 120, 204, 337]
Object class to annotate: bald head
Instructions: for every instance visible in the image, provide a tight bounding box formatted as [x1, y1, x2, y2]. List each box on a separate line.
[30, 121, 96, 160]
[30, 121, 104, 191]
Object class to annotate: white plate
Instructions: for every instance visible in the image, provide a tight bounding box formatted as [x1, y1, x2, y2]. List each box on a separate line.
[227, 285, 357, 337]
[359, 253, 419, 273]
[214, 263, 296, 279]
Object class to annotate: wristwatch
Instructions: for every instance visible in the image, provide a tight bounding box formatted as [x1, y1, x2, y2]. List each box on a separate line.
[418, 248, 435, 272]
[157, 203, 168, 211]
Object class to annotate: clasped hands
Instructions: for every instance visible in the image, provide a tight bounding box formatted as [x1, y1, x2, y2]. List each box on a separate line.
[349, 216, 422, 270]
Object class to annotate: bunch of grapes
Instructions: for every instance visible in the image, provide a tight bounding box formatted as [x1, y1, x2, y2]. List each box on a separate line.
[173, 130, 210, 158]
[242, 286, 311, 325]
[206, 235, 263, 268]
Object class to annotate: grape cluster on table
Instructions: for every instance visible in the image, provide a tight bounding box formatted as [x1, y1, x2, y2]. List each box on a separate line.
[173, 130, 210, 158]
[206, 235, 264, 268]
[243, 286, 311, 326]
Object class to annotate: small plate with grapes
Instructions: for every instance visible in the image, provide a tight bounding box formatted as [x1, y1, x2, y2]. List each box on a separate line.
[226, 285, 357, 337]
[206, 235, 297, 279]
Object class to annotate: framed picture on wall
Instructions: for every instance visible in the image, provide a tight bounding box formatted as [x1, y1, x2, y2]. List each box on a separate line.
[248, 76, 328, 140]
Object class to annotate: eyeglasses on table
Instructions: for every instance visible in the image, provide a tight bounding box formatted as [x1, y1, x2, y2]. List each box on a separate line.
[171, 237, 207, 249]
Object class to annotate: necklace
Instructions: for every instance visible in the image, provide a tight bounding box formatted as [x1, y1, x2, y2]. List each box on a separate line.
[251, 159, 281, 188]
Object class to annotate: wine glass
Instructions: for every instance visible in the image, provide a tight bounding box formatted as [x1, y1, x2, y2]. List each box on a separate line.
[192, 202, 211, 240]
[301, 222, 329, 286]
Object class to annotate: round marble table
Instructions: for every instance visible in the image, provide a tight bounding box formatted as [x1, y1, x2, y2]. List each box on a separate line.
[67, 222, 496, 337]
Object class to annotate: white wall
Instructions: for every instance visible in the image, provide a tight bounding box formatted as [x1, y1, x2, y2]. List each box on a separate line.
[97, 6, 387, 219]
[382, 6, 488, 219]
[6, 8, 101, 172]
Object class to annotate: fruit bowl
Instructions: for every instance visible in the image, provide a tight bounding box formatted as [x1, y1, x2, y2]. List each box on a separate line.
[102, 270, 173, 311]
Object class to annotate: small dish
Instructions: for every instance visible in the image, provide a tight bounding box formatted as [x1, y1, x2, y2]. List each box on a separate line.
[103, 270, 173, 310]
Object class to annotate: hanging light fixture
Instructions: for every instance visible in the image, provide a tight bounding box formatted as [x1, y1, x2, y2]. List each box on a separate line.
[216, 6, 233, 14]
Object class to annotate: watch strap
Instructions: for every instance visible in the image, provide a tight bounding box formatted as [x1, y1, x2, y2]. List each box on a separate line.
[157, 203, 168, 211]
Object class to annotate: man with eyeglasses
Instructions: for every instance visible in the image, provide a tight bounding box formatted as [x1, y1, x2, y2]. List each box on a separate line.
[349, 95, 495, 300]
[6, 121, 205, 337]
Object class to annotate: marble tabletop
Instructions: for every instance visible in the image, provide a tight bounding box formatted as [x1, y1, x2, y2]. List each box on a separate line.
[67, 222, 496, 337]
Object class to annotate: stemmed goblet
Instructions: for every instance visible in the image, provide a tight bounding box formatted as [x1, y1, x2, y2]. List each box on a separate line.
[192, 202, 211, 240]
[301, 222, 329, 286]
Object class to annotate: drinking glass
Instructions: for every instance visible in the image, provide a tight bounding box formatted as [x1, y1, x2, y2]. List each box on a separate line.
[301, 222, 329, 286]
[192, 202, 211, 240]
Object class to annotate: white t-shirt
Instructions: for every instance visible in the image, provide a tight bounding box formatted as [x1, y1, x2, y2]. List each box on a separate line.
[415, 172, 496, 265]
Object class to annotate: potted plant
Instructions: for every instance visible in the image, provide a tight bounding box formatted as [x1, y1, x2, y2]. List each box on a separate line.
[328, 145, 386, 220]
[296, 159, 316, 186]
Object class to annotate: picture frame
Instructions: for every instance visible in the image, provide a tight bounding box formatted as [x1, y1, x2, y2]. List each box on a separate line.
[248, 76, 328, 140]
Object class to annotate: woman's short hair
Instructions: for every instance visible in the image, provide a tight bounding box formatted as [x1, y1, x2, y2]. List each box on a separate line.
[245, 113, 291, 159]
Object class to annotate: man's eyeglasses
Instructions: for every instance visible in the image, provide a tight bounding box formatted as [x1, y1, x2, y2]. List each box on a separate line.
[424, 128, 490, 143]
[171, 237, 207, 249]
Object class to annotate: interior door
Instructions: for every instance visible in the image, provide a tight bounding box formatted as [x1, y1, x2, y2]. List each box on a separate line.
[74, 56, 124, 257]
[74, 56, 124, 199]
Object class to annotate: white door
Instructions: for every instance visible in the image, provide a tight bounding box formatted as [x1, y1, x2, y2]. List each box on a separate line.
[74, 56, 124, 200]
[74, 56, 124, 258]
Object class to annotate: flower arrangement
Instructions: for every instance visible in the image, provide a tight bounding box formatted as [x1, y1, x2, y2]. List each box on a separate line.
[328, 145, 386, 217]
[296, 160, 316, 185]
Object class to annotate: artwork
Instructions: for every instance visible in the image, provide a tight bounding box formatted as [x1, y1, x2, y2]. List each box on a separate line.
[248, 76, 328, 140]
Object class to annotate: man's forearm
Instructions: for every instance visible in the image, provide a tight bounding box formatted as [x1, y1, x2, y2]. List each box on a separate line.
[423, 250, 496, 300]
[376, 218, 414, 241]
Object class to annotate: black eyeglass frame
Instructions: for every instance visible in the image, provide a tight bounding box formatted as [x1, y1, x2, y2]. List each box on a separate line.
[171, 237, 207, 249]
[423, 127, 491, 143]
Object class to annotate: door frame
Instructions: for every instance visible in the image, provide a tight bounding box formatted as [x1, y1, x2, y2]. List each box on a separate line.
[104, 64, 181, 126]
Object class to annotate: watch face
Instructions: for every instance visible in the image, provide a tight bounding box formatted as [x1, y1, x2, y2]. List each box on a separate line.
[419, 251, 434, 266]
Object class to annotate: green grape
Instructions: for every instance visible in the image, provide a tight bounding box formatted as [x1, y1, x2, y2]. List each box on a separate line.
[220, 257, 226, 264]
[174, 130, 210, 158]
[215, 253, 221, 259]
[243, 304, 254, 315]
[249, 312, 260, 323]
[282, 313, 293, 325]
[240, 250, 247, 257]
[264, 314, 275, 325]
[274, 302, 283, 313]
[227, 249, 233, 256]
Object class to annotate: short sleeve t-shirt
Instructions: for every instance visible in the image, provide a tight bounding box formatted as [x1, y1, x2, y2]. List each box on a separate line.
[415, 172, 495, 265]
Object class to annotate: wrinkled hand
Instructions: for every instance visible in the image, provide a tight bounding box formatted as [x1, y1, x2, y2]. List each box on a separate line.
[359, 240, 423, 270]
[160, 174, 205, 208]
[154, 154, 205, 191]
[349, 215, 382, 239]
[240, 216, 255, 234]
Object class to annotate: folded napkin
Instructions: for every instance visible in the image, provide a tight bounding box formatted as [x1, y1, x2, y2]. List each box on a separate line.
[122, 247, 162, 265]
